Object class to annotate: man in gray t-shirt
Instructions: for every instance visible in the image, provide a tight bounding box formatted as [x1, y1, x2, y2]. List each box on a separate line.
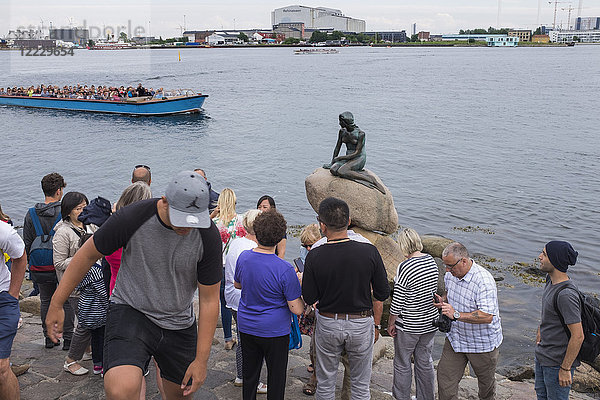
[45, 171, 222, 399]
[535, 241, 583, 400]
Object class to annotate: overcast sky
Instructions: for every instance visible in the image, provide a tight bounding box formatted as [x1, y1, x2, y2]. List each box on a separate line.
[3, 0, 599, 38]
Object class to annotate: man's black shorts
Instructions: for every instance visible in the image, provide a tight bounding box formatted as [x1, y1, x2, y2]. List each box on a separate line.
[104, 303, 197, 384]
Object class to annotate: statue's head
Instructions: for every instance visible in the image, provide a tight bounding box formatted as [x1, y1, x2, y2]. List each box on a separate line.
[339, 111, 355, 128]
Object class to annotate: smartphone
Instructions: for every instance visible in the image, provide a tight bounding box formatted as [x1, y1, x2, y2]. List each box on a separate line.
[433, 292, 440, 303]
[293, 257, 304, 273]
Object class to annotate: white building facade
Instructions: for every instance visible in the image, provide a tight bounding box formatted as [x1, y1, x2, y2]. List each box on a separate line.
[549, 30, 600, 42]
[271, 5, 365, 32]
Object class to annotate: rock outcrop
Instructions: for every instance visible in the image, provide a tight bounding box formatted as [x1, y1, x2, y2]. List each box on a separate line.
[421, 235, 455, 259]
[352, 227, 405, 279]
[19, 296, 40, 316]
[305, 167, 398, 234]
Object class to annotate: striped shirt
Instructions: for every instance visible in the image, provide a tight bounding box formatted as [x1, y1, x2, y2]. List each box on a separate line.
[445, 260, 503, 353]
[389, 254, 439, 334]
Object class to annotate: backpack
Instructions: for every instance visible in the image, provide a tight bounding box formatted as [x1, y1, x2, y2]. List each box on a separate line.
[554, 284, 600, 362]
[28, 208, 61, 272]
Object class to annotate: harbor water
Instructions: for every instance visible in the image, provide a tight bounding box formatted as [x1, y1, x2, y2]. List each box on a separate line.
[1, 45, 599, 373]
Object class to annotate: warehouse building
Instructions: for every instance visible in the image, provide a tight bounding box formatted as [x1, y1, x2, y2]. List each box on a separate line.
[271, 5, 365, 33]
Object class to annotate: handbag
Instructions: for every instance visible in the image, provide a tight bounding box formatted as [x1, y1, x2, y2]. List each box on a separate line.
[289, 314, 302, 350]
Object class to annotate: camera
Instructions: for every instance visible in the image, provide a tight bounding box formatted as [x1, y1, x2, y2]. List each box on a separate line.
[432, 292, 452, 333]
[432, 312, 452, 333]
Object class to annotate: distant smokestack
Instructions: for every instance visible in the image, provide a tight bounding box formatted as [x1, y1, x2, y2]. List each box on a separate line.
[577, 0, 583, 17]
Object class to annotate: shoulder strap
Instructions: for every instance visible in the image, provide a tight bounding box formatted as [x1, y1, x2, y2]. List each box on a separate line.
[29, 208, 45, 236]
[29, 208, 62, 237]
[553, 283, 581, 338]
[49, 213, 62, 236]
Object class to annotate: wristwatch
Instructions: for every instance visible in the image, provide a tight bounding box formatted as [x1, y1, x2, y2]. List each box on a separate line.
[453, 311, 460, 321]
[374, 324, 382, 330]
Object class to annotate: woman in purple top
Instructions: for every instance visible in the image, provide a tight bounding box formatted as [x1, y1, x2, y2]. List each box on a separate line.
[234, 210, 304, 400]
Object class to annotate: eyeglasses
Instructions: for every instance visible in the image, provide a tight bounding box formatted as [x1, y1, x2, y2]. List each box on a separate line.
[444, 258, 463, 270]
[134, 164, 151, 171]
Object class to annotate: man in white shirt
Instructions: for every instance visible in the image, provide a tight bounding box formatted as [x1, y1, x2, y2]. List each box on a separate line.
[434, 242, 503, 400]
[0, 221, 27, 400]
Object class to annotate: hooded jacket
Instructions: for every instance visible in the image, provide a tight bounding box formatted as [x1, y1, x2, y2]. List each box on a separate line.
[22, 201, 61, 257]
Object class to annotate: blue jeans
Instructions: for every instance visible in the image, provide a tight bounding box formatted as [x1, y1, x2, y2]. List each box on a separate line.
[0, 291, 20, 359]
[535, 359, 574, 400]
[220, 268, 232, 342]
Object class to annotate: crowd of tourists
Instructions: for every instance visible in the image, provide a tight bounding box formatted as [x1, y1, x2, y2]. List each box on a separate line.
[0, 166, 589, 400]
[0, 83, 160, 100]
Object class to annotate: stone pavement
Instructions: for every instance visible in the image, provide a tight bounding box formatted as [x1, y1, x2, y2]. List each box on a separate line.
[11, 306, 596, 399]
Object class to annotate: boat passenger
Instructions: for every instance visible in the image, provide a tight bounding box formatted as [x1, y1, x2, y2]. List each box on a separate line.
[0, 88, 5, 95]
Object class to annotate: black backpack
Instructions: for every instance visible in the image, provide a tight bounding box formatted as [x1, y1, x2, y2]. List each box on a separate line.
[554, 284, 600, 363]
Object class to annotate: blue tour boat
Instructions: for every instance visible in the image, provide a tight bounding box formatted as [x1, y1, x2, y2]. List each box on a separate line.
[0, 90, 207, 116]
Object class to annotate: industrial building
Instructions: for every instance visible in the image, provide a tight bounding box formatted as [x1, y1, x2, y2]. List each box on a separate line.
[271, 5, 365, 33]
[50, 28, 89, 46]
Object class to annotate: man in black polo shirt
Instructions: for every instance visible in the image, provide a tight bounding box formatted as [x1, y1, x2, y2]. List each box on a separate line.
[46, 171, 222, 400]
[302, 197, 390, 399]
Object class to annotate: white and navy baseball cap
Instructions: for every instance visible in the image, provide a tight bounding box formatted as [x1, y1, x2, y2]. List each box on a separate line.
[165, 171, 211, 228]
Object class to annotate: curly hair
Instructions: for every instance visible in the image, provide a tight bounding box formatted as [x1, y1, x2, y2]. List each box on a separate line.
[253, 210, 287, 247]
[41, 172, 66, 197]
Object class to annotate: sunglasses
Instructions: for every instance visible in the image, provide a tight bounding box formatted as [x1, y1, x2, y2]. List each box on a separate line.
[134, 164, 151, 171]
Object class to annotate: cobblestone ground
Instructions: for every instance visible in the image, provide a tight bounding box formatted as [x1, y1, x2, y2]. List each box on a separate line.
[12, 295, 595, 399]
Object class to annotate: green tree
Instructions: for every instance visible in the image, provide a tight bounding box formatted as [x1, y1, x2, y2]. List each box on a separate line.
[238, 32, 249, 42]
[283, 37, 300, 44]
[534, 27, 542, 35]
[572, 35, 580, 42]
[330, 30, 343, 40]
[410, 33, 419, 42]
[88, 39, 95, 47]
[119, 32, 128, 42]
[309, 30, 328, 43]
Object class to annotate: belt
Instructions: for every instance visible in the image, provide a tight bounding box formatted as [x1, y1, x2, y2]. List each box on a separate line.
[319, 310, 373, 320]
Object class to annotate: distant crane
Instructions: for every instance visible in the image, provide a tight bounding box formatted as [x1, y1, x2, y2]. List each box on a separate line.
[562, 4, 575, 30]
[548, 1, 570, 29]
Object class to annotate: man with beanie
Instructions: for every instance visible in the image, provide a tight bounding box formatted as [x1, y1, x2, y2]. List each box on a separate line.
[535, 241, 583, 400]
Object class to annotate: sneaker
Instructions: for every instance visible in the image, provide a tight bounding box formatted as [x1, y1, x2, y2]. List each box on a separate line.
[257, 382, 268, 394]
[224, 339, 236, 350]
[93, 365, 103, 375]
[45, 337, 59, 349]
[234, 377, 243, 387]
[62, 339, 71, 351]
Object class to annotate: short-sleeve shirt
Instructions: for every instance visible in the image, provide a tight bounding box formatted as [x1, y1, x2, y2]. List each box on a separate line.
[445, 260, 503, 353]
[234, 250, 302, 337]
[93, 199, 222, 330]
[535, 279, 581, 367]
[224, 237, 257, 311]
[0, 221, 25, 293]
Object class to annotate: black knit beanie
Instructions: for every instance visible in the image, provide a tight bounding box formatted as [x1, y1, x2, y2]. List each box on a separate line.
[545, 241, 578, 272]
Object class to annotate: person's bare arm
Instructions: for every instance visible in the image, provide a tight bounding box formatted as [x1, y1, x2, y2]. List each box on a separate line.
[234, 281, 241, 289]
[8, 249, 26, 299]
[558, 322, 584, 387]
[373, 299, 383, 342]
[46, 238, 102, 342]
[435, 301, 494, 324]
[181, 282, 220, 395]
[288, 297, 304, 316]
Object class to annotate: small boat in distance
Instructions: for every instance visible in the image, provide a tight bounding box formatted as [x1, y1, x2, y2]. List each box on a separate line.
[294, 48, 339, 55]
[0, 90, 207, 116]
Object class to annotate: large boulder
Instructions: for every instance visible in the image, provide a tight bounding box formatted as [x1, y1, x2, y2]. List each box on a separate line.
[352, 227, 405, 280]
[19, 296, 40, 316]
[305, 167, 398, 234]
[421, 235, 455, 259]
[573, 362, 600, 392]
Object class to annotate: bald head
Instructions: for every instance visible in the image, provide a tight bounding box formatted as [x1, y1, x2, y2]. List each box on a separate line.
[132, 167, 151, 185]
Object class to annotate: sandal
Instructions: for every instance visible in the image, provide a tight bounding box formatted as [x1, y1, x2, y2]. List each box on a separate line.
[307, 363, 314, 373]
[302, 378, 316, 396]
[64, 360, 89, 376]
